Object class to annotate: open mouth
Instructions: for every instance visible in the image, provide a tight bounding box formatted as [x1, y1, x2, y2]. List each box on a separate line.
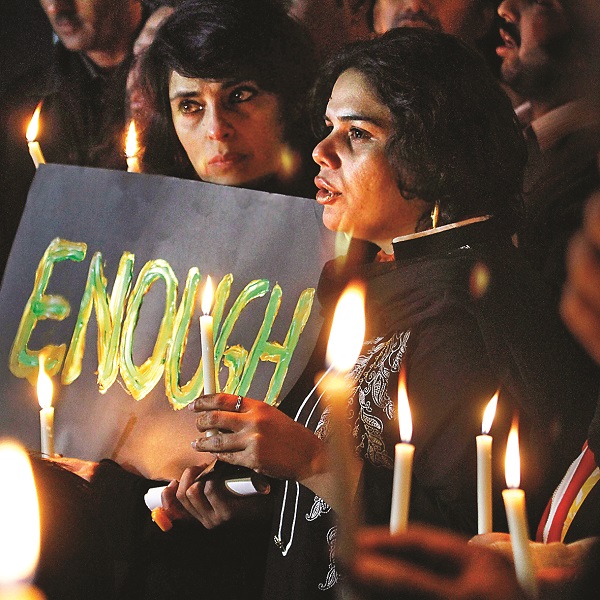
[315, 177, 341, 204]
[499, 24, 520, 49]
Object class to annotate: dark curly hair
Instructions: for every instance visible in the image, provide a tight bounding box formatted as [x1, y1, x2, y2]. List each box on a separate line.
[311, 27, 526, 233]
[139, 0, 316, 179]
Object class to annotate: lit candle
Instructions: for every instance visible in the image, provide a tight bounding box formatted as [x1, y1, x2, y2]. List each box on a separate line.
[390, 367, 414, 534]
[125, 120, 140, 173]
[502, 420, 538, 598]
[37, 355, 54, 458]
[26, 104, 45, 169]
[0, 439, 46, 599]
[199, 276, 217, 436]
[477, 391, 498, 534]
[316, 284, 365, 565]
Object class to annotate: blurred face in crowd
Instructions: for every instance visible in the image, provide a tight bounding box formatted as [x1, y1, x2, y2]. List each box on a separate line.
[497, 0, 570, 99]
[39, 0, 141, 65]
[169, 72, 289, 187]
[127, 6, 174, 122]
[289, 0, 371, 59]
[372, 0, 494, 46]
[312, 69, 426, 247]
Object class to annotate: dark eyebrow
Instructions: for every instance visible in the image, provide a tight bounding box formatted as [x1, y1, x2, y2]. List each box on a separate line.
[169, 79, 254, 102]
[169, 90, 196, 101]
[339, 114, 385, 127]
[324, 113, 387, 128]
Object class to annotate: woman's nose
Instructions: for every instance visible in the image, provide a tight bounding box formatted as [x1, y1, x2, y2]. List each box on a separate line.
[312, 135, 340, 169]
[205, 106, 234, 141]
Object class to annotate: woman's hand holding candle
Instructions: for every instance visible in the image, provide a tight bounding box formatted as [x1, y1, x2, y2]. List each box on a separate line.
[199, 276, 218, 436]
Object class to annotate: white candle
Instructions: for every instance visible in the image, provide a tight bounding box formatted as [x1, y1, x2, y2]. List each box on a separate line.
[125, 120, 140, 173]
[0, 440, 46, 599]
[502, 421, 538, 598]
[199, 276, 217, 437]
[317, 284, 365, 565]
[390, 367, 414, 534]
[477, 391, 498, 534]
[26, 105, 45, 169]
[37, 355, 54, 458]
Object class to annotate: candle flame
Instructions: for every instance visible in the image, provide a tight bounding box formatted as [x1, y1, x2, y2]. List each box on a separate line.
[125, 120, 138, 158]
[26, 103, 42, 142]
[481, 390, 499, 435]
[201, 275, 214, 315]
[397, 366, 413, 443]
[326, 283, 365, 374]
[0, 440, 41, 586]
[504, 418, 520, 489]
[37, 354, 53, 410]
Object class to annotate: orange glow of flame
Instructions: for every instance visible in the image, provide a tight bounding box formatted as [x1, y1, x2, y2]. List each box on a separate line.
[481, 390, 499, 435]
[504, 418, 520, 489]
[397, 366, 413, 443]
[125, 120, 138, 158]
[37, 353, 53, 410]
[26, 103, 42, 142]
[0, 440, 41, 586]
[201, 276, 214, 315]
[326, 283, 365, 374]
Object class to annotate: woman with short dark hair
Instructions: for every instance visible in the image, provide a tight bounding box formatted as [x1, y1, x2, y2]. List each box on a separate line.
[139, 0, 316, 196]
[175, 28, 598, 599]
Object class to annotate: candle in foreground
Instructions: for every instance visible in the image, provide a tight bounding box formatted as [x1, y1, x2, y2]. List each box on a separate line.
[37, 355, 54, 458]
[477, 391, 498, 534]
[26, 104, 45, 169]
[502, 420, 538, 598]
[0, 439, 45, 599]
[390, 366, 414, 534]
[317, 283, 365, 565]
[199, 276, 218, 436]
[125, 120, 140, 173]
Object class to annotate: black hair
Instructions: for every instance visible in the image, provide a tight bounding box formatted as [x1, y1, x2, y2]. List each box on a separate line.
[311, 27, 526, 232]
[140, 0, 316, 178]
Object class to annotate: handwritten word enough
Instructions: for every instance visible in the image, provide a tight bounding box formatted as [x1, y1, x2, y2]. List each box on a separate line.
[9, 238, 315, 408]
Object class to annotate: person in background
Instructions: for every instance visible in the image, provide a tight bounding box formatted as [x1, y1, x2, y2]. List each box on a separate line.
[342, 4, 600, 598]
[370, 0, 496, 46]
[127, 2, 177, 132]
[139, 0, 317, 197]
[497, 0, 600, 302]
[0, 0, 146, 283]
[285, 0, 371, 61]
[367, 0, 505, 80]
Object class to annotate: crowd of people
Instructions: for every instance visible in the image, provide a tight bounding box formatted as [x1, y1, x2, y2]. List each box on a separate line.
[1, 0, 600, 598]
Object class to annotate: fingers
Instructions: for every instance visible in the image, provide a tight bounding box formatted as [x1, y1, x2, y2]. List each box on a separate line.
[194, 408, 245, 436]
[469, 532, 511, 546]
[352, 549, 451, 599]
[188, 393, 253, 413]
[175, 467, 214, 525]
[561, 233, 600, 364]
[191, 429, 248, 466]
[161, 479, 191, 521]
[560, 192, 600, 364]
[358, 524, 469, 560]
